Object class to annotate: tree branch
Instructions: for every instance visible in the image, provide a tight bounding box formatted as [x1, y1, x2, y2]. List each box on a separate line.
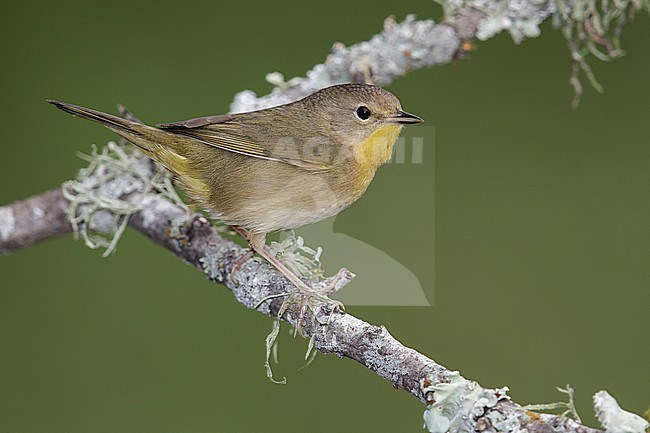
[0, 187, 71, 255]
[3, 5, 648, 433]
[0, 186, 604, 433]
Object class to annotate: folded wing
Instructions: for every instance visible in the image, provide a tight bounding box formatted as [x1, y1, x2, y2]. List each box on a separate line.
[158, 112, 335, 172]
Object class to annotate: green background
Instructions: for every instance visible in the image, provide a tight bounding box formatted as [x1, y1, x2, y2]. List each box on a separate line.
[1, 1, 648, 432]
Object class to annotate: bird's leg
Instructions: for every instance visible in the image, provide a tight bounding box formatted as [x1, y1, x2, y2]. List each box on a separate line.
[228, 226, 256, 285]
[230, 249, 255, 284]
[246, 231, 312, 289]
[230, 227, 307, 288]
[233, 228, 344, 330]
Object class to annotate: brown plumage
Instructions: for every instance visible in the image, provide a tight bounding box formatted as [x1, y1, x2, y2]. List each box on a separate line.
[49, 83, 423, 291]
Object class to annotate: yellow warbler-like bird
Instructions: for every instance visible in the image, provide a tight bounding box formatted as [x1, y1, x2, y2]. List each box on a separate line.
[49, 84, 423, 299]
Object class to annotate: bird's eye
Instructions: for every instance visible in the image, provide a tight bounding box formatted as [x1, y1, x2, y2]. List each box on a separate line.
[355, 106, 371, 120]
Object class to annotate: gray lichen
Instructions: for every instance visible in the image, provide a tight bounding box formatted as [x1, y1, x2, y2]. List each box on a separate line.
[552, 0, 650, 107]
[358, 325, 413, 385]
[199, 244, 278, 317]
[230, 15, 459, 113]
[440, 0, 650, 107]
[593, 390, 649, 433]
[440, 0, 554, 43]
[62, 141, 182, 256]
[422, 371, 513, 433]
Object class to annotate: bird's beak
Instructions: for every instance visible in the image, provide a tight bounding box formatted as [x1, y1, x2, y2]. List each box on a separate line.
[386, 110, 424, 124]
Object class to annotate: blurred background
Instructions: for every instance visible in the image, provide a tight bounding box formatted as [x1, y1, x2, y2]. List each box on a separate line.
[1, 1, 648, 432]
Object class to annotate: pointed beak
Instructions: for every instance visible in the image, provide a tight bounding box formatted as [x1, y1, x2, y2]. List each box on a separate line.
[386, 110, 424, 125]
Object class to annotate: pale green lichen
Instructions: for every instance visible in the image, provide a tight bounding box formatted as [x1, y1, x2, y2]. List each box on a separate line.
[593, 390, 649, 433]
[265, 72, 304, 91]
[439, 0, 650, 107]
[63, 140, 184, 257]
[268, 233, 324, 282]
[264, 319, 287, 384]
[553, 0, 650, 107]
[422, 371, 512, 433]
[250, 235, 347, 384]
[523, 384, 582, 422]
[301, 333, 318, 369]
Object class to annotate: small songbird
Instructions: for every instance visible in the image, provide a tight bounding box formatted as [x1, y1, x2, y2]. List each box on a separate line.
[49, 84, 423, 299]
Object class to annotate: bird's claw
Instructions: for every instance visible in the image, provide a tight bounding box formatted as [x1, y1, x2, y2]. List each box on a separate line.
[284, 269, 355, 332]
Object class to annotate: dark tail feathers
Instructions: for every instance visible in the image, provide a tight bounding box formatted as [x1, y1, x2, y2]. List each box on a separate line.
[47, 100, 163, 155]
[47, 100, 144, 134]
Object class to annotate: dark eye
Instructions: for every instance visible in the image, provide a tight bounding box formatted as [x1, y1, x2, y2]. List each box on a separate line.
[356, 106, 371, 120]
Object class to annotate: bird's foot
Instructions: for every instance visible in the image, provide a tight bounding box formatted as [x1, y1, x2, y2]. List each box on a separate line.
[231, 227, 355, 333]
[256, 268, 354, 333]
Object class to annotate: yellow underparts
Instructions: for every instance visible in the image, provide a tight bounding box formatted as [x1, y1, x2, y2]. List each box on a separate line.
[354, 124, 402, 168]
[350, 123, 402, 197]
[151, 145, 211, 203]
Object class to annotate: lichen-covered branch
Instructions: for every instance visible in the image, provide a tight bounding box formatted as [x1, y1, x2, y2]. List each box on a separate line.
[231, 1, 648, 112]
[0, 183, 612, 433]
[2, 5, 648, 433]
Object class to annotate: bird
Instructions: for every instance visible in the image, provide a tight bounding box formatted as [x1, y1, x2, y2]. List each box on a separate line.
[48, 83, 423, 309]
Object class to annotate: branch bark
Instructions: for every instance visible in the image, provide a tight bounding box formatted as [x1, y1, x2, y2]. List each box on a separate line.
[3, 5, 637, 432]
[0, 187, 71, 255]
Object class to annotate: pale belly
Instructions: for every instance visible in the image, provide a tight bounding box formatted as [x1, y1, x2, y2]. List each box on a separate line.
[208, 158, 376, 233]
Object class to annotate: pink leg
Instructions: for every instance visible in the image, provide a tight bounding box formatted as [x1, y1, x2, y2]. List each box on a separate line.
[230, 249, 255, 284]
[231, 227, 345, 331]
[232, 227, 309, 289]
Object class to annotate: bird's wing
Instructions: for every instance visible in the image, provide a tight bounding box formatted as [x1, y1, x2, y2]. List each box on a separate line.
[157, 113, 335, 172]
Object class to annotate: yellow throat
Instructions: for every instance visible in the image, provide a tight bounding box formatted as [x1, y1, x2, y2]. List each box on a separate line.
[354, 123, 402, 169]
[348, 124, 402, 198]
